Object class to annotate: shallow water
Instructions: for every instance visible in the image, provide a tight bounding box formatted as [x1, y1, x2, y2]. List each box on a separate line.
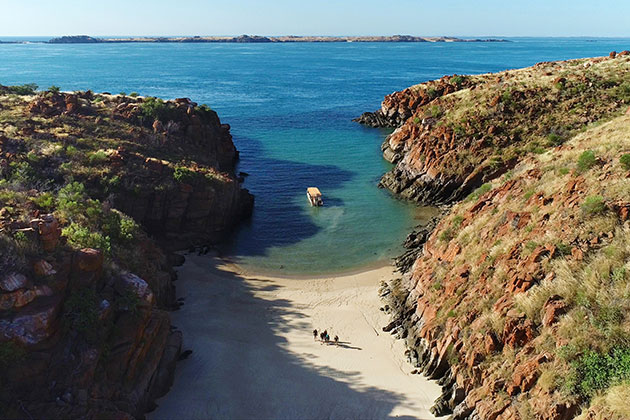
[1, 38, 629, 273]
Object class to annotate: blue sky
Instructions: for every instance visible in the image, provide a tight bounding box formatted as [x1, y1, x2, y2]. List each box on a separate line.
[1, 0, 629, 37]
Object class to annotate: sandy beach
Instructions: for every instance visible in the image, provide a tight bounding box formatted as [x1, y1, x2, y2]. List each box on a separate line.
[149, 254, 441, 420]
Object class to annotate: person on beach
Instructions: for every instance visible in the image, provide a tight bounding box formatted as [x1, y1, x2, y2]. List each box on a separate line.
[313, 329, 318, 340]
[334, 335, 339, 345]
[323, 330, 328, 343]
[325, 332, 330, 343]
[320, 331, 326, 341]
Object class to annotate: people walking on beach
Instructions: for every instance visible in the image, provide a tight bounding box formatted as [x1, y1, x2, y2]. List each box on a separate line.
[313, 329, 318, 340]
[334, 335, 339, 345]
[324, 331, 330, 343]
[320, 331, 326, 341]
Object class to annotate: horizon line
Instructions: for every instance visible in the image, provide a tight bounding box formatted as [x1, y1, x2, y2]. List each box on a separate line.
[2, 34, 630, 39]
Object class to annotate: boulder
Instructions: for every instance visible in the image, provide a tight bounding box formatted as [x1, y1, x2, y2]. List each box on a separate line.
[70, 248, 104, 290]
[34, 214, 61, 252]
[0, 286, 52, 310]
[0, 272, 29, 292]
[541, 295, 568, 327]
[115, 273, 154, 304]
[75, 248, 103, 272]
[33, 260, 56, 277]
[0, 295, 62, 346]
[503, 316, 534, 349]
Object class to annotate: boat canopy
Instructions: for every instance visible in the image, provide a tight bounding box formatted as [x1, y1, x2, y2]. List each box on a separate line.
[307, 187, 322, 197]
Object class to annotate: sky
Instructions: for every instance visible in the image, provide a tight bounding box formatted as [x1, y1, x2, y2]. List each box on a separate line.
[1, 0, 629, 38]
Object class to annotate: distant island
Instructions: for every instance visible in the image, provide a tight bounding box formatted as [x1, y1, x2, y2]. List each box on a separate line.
[48, 34, 508, 44]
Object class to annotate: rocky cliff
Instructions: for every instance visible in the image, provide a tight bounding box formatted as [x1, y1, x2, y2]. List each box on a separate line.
[364, 54, 630, 419]
[0, 86, 253, 418]
[359, 51, 630, 206]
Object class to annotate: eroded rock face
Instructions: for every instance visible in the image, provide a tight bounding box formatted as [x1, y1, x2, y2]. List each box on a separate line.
[354, 75, 474, 128]
[362, 57, 630, 207]
[377, 144, 627, 418]
[115, 170, 253, 247]
[0, 246, 182, 418]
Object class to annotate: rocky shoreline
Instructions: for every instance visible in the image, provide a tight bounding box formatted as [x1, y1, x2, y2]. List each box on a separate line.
[0, 87, 253, 418]
[361, 53, 630, 419]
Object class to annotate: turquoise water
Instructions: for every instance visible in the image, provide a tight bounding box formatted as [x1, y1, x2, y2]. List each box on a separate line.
[1, 38, 629, 273]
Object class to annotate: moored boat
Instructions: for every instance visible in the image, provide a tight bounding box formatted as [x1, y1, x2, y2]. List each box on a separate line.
[307, 187, 323, 206]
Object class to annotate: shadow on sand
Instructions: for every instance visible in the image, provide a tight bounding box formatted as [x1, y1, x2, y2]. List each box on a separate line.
[149, 256, 432, 420]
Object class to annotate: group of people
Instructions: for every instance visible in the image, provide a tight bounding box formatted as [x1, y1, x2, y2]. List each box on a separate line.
[313, 329, 339, 345]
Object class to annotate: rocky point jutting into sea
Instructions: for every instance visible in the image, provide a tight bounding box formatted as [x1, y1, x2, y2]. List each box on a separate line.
[0, 87, 252, 418]
[357, 51, 630, 419]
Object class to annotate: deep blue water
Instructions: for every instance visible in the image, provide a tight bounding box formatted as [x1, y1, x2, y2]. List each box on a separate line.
[1, 38, 629, 273]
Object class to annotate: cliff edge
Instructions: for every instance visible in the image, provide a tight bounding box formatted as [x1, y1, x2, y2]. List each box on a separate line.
[0, 86, 253, 418]
[363, 53, 630, 419]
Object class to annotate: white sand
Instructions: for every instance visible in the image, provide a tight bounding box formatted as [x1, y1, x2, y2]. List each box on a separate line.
[149, 255, 441, 420]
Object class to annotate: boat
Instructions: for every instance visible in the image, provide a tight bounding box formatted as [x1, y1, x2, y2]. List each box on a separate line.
[307, 187, 323, 206]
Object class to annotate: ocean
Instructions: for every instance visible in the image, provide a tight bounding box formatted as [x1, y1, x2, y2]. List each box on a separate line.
[1, 37, 629, 273]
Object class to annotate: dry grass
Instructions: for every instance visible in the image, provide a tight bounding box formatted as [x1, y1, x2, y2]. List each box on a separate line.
[576, 383, 630, 420]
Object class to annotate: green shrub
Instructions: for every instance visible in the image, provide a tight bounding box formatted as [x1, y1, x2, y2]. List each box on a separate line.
[439, 227, 455, 242]
[47, 85, 61, 94]
[87, 150, 108, 165]
[65, 145, 78, 157]
[547, 133, 564, 146]
[556, 242, 572, 256]
[8, 161, 36, 186]
[26, 151, 40, 163]
[32, 192, 55, 211]
[429, 105, 443, 119]
[198, 104, 212, 113]
[525, 241, 539, 252]
[173, 166, 197, 184]
[567, 347, 630, 398]
[577, 150, 597, 173]
[450, 75, 465, 86]
[7, 83, 38, 95]
[103, 211, 138, 243]
[467, 183, 492, 201]
[141, 96, 168, 122]
[129, 92, 139, 97]
[57, 182, 87, 216]
[581, 195, 606, 215]
[62, 224, 111, 253]
[452, 215, 464, 228]
[63, 289, 102, 343]
[620, 154, 630, 170]
[13, 231, 27, 242]
[615, 81, 630, 102]
[426, 87, 438, 100]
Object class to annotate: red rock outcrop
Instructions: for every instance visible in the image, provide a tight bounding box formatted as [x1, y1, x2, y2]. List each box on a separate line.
[0, 236, 181, 419]
[363, 56, 630, 206]
[379, 108, 630, 418]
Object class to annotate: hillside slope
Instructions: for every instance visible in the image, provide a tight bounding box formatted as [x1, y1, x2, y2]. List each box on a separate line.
[363, 54, 630, 419]
[357, 51, 630, 205]
[0, 86, 252, 418]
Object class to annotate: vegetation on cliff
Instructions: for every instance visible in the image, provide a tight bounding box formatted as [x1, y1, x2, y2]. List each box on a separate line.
[360, 51, 630, 205]
[0, 86, 252, 418]
[372, 54, 630, 419]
